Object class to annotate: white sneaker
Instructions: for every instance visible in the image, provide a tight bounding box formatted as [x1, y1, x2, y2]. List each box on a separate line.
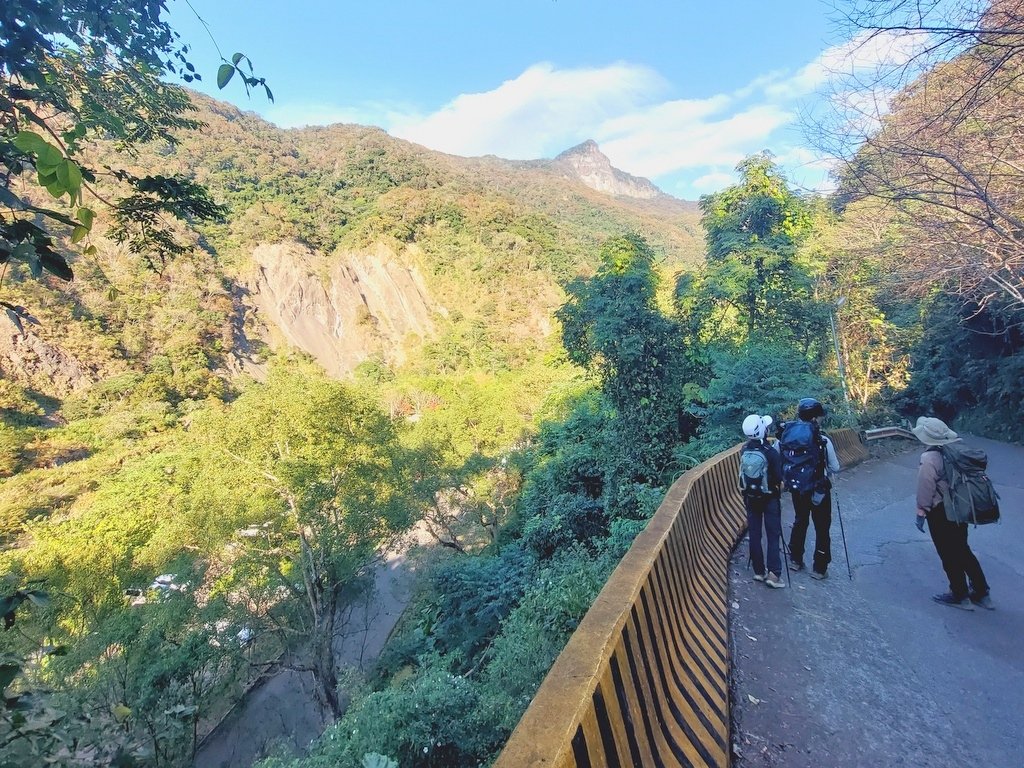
[764, 572, 786, 589]
[753, 572, 766, 583]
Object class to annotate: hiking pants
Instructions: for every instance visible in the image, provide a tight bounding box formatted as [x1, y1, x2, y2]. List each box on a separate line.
[926, 503, 989, 600]
[745, 494, 782, 577]
[789, 489, 831, 574]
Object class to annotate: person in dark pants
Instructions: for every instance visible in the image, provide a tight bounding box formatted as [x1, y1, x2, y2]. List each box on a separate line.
[740, 414, 785, 588]
[783, 398, 841, 580]
[912, 416, 993, 610]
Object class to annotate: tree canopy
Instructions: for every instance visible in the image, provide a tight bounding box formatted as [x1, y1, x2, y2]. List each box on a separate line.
[0, 0, 268, 325]
[686, 153, 821, 348]
[558, 233, 690, 488]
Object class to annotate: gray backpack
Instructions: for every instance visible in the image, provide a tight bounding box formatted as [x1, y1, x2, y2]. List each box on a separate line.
[739, 447, 771, 496]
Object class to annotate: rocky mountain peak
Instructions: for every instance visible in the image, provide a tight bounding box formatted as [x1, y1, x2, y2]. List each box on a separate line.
[551, 140, 664, 200]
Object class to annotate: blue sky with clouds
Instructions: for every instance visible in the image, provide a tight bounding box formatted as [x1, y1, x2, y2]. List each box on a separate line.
[167, 0, 904, 199]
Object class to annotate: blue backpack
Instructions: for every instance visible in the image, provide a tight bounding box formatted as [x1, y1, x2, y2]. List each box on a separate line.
[780, 420, 824, 493]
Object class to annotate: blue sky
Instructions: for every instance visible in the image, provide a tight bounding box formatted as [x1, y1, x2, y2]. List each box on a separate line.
[167, 1, 904, 199]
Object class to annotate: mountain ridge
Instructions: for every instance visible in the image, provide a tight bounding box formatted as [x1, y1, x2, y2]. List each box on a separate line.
[548, 139, 668, 201]
[1, 92, 707, 394]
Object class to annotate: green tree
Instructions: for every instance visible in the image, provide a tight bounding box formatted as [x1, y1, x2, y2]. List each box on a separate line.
[557, 233, 689, 491]
[898, 294, 1024, 437]
[693, 153, 817, 345]
[684, 342, 839, 461]
[805, 199, 913, 413]
[184, 364, 429, 719]
[0, 0, 268, 322]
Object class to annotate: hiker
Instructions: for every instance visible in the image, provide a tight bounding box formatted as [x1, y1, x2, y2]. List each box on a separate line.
[739, 414, 785, 588]
[781, 398, 841, 580]
[912, 416, 993, 610]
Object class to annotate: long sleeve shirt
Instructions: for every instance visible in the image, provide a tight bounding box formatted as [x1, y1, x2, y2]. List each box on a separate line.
[916, 449, 947, 511]
[822, 434, 842, 476]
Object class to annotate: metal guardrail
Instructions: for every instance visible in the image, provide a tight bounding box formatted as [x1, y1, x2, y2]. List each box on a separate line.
[494, 429, 869, 768]
[862, 426, 916, 441]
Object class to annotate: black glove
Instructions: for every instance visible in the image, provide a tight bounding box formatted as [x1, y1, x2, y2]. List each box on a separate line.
[915, 514, 926, 533]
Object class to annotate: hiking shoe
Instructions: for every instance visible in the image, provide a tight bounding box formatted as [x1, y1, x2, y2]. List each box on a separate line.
[809, 570, 828, 580]
[932, 592, 974, 611]
[789, 559, 805, 572]
[970, 593, 995, 610]
[764, 572, 786, 589]
[752, 572, 766, 583]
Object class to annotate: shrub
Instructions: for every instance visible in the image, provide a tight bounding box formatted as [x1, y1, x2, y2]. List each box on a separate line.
[682, 341, 838, 462]
[424, 544, 535, 661]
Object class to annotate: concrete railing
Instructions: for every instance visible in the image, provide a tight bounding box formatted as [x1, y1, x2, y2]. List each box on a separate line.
[494, 429, 869, 768]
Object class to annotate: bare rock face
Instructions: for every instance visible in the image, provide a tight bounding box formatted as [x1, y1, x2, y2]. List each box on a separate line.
[551, 140, 664, 200]
[246, 241, 436, 378]
[0, 313, 96, 396]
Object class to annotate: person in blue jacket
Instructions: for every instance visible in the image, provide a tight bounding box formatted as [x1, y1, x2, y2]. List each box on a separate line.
[782, 398, 841, 580]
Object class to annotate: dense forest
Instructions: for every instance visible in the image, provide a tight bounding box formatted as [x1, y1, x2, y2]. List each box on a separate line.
[2, 2, 1023, 767]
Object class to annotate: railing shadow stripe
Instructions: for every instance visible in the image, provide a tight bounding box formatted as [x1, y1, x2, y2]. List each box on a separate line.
[663, 534, 727, 675]
[650, 552, 724, 703]
[637, 588, 718, 757]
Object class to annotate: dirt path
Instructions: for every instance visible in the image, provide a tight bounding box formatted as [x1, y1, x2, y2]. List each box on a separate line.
[194, 524, 432, 768]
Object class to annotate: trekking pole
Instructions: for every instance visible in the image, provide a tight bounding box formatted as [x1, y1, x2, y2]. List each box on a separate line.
[833, 485, 853, 580]
[780, 533, 791, 585]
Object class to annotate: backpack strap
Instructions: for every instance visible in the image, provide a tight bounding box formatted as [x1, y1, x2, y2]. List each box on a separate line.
[933, 445, 975, 524]
[813, 425, 827, 478]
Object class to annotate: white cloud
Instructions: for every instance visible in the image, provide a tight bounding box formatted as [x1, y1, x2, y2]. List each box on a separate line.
[266, 31, 911, 197]
[691, 171, 737, 193]
[773, 146, 838, 193]
[596, 94, 732, 137]
[776, 145, 830, 170]
[389, 62, 665, 159]
[386, 62, 795, 186]
[598, 103, 793, 179]
[765, 29, 928, 100]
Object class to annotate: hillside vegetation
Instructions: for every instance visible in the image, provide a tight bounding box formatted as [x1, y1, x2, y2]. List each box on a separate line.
[1, 74, 707, 764]
[3, 2, 1024, 767]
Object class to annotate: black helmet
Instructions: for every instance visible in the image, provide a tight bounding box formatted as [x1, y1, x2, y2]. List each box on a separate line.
[797, 397, 825, 420]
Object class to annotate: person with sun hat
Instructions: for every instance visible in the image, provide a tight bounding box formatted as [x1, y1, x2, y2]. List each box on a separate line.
[912, 416, 993, 611]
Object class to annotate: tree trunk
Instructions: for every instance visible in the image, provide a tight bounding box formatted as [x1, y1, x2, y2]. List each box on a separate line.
[311, 588, 342, 720]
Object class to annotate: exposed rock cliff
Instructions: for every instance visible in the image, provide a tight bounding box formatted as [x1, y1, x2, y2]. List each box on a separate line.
[245, 242, 437, 378]
[550, 140, 665, 200]
[0, 313, 96, 396]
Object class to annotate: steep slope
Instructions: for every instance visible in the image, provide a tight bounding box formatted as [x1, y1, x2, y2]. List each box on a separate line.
[3, 93, 706, 394]
[246, 241, 436, 377]
[166, 97, 703, 377]
[0, 92, 709, 766]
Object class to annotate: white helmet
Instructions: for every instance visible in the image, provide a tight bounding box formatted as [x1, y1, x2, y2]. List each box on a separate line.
[742, 414, 773, 440]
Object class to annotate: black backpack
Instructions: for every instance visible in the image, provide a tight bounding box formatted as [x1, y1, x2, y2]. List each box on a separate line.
[780, 420, 824, 493]
[937, 444, 1000, 526]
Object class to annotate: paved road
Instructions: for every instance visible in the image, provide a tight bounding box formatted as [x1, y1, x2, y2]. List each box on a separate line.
[729, 436, 1024, 768]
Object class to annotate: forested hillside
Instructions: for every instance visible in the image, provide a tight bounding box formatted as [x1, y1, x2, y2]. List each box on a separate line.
[2, 2, 1023, 767]
[0, 22, 707, 762]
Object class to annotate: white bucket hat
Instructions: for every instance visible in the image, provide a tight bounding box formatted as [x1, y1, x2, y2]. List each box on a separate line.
[911, 416, 960, 446]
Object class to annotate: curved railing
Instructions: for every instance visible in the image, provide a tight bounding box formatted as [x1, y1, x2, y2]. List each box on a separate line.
[494, 429, 869, 768]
